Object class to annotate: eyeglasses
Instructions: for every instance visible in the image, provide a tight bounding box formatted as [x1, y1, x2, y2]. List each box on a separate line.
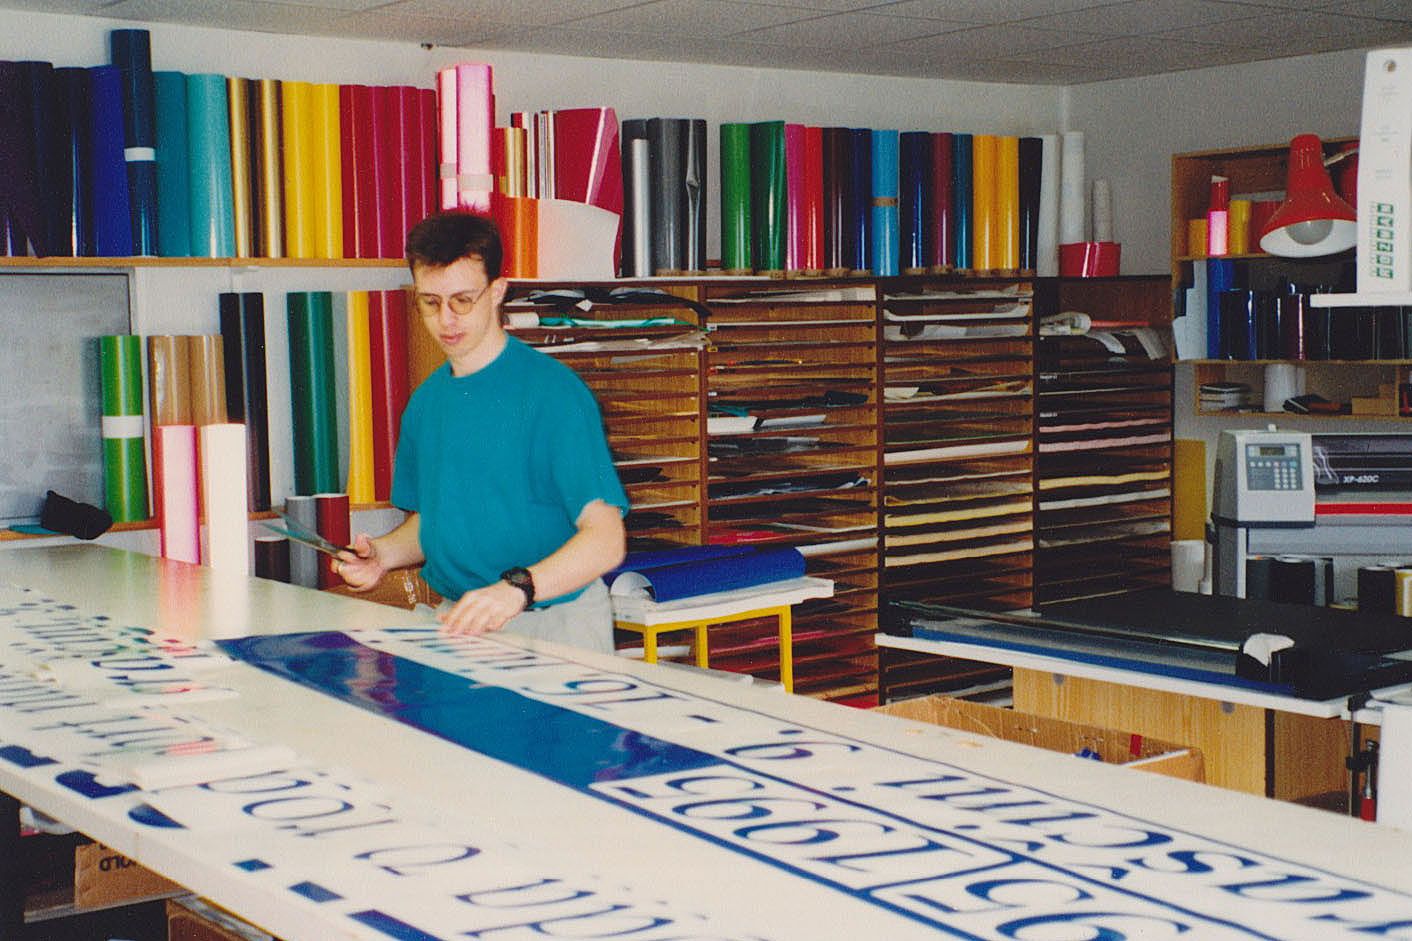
[414, 285, 489, 319]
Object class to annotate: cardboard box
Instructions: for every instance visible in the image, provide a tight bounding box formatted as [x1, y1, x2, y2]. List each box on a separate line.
[72, 841, 182, 909]
[875, 695, 1205, 782]
[168, 896, 278, 941]
[324, 566, 441, 609]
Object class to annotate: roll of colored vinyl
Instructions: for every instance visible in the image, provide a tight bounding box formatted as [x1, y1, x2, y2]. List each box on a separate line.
[719, 122, 752, 273]
[254, 535, 291, 583]
[88, 65, 134, 257]
[1245, 556, 1273, 600]
[13, 61, 56, 257]
[685, 119, 707, 273]
[285, 494, 319, 588]
[647, 117, 685, 274]
[227, 77, 255, 257]
[153, 71, 192, 257]
[847, 128, 871, 272]
[147, 334, 193, 426]
[784, 123, 806, 273]
[369, 289, 410, 502]
[802, 125, 824, 273]
[315, 492, 351, 588]
[1036, 134, 1060, 276]
[53, 66, 90, 256]
[313, 83, 344, 260]
[280, 81, 315, 259]
[622, 130, 652, 278]
[1018, 136, 1043, 274]
[1270, 555, 1316, 605]
[931, 132, 953, 270]
[255, 78, 283, 258]
[951, 133, 972, 271]
[749, 121, 786, 273]
[898, 131, 929, 273]
[110, 29, 157, 256]
[153, 423, 199, 564]
[1358, 564, 1398, 614]
[287, 291, 340, 495]
[996, 136, 1020, 272]
[99, 335, 148, 522]
[199, 423, 249, 575]
[186, 74, 235, 257]
[344, 291, 375, 506]
[870, 129, 899, 277]
[822, 127, 848, 272]
[971, 134, 997, 272]
[188, 333, 228, 426]
[218, 292, 271, 511]
[1397, 569, 1412, 618]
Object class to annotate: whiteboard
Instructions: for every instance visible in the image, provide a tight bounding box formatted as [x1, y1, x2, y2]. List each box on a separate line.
[0, 273, 131, 525]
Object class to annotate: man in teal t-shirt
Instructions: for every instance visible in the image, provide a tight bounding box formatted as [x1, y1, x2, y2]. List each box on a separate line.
[333, 212, 628, 651]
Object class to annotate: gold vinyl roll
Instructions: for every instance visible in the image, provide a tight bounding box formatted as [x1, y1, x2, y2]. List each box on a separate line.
[147, 335, 193, 426]
[1186, 218, 1207, 256]
[313, 83, 344, 260]
[345, 291, 375, 504]
[1396, 569, 1412, 617]
[227, 77, 255, 258]
[1173, 438, 1207, 541]
[971, 134, 998, 272]
[281, 81, 316, 259]
[995, 136, 1019, 272]
[405, 283, 442, 390]
[188, 334, 228, 426]
[499, 127, 526, 198]
[1228, 198, 1251, 255]
[255, 78, 284, 258]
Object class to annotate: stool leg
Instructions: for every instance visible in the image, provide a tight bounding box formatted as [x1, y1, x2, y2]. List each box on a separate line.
[642, 630, 659, 664]
[776, 606, 794, 693]
[694, 622, 710, 669]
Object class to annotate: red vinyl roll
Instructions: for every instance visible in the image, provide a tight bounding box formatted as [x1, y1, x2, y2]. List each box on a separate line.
[338, 85, 360, 258]
[551, 107, 623, 273]
[802, 126, 824, 272]
[373, 85, 405, 259]
[784, 123, 805, 274]
[368, 289, 410, 501]
[419, 88, 437, 225]
[314, 492, 350, 588]
[343, 84, 379, 259]
[932, 132, 953, 270]
[399, 85, 422, 245]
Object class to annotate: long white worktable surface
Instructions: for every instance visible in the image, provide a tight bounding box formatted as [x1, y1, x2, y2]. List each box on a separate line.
[5, 545, 1412, 941]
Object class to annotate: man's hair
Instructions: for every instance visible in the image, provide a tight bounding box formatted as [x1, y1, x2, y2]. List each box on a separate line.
[405, 211, 503, 279]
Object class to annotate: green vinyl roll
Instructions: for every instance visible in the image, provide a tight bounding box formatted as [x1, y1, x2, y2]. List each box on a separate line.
[749, 121, 786, 273]
[99, 335, 149, 522]
[719, 123, 752, 272]
[287, 291, 340, 495]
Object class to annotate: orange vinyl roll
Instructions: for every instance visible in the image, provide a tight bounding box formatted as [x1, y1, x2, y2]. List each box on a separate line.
[312, 83, 344, 260]
[996, 136, 1020, 272]
[971, 134, 998, 272]
[227, 77, 256, 258]
[147, 335, 193, 426]
[188, 334, 228, 426]
[404, 282, 442, 390]
[512, 195, 537, 279]
[281, 80, 316, 258]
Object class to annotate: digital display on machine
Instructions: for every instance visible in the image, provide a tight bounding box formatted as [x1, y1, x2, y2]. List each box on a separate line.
[1245, 442, 1303, 491]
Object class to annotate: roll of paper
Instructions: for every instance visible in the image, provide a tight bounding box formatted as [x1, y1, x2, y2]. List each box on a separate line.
[99, 334, 148, 522]
[1058, 129, 1086, 244]
[1170, 539, 1205, 594]
[435, 67, 457, 211]
[1091, 177, 1113, 243]
[1263, 363, 1301, 413]
[154, 423, 199, 564]
[1036, 134, 1060, 277]
[199, 423, 249, 575]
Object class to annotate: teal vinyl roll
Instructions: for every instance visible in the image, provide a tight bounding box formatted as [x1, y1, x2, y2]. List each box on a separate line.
[871, 129, 899, 276]
[749, 121, 785, 272]
[153, 71, 192, 256]
[186, 73, 235, 257]
[99, 335, 148, 522]
[719, 123, 752, 272]
[287, 291, 340, 496]
[952, 133, 973, 270]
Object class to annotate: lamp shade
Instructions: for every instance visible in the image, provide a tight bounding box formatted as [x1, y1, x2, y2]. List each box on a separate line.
[1259, 134, 1357, 257]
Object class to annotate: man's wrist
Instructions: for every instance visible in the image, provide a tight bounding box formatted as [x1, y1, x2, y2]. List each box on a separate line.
[499, 566, 536, 609]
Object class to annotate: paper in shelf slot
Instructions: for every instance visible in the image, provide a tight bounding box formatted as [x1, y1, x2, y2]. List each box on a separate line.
[707, 414, 759, 435]
[605, 544, 807, 602]
[711, 286, 877, 303]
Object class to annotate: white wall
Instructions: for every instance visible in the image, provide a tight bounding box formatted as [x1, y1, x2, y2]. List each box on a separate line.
[1065, 49, 1368, 277]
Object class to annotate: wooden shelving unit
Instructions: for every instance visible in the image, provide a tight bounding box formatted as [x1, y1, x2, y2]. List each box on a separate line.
[698, 280, 881, 704]
[1190, 359, 1411, 419]
[1034, 275, 1174, 607]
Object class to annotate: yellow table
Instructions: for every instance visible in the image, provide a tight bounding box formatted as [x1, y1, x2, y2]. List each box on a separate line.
[610, 576, 834, 692]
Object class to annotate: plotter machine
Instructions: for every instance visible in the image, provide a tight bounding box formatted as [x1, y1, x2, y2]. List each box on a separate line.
[1211, 428, 1412, 603]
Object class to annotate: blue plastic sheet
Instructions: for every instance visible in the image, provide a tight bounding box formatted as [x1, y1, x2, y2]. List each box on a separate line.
[605, 544, 806, 602]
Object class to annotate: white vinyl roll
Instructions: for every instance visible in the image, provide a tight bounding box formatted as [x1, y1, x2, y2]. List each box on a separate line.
[199, 423, 250, 575]
[1263, 362, 1301, 412]
[1059, 130, 1086, 244]
[1036, 134, 1061, 277]
[1170, 539, 1205, 593]
[156, 424, 200, 565]
[1091, 177, 1113, 242]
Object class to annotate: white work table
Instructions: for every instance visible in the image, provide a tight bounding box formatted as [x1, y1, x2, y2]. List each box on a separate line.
[4, 545, 1412, 941]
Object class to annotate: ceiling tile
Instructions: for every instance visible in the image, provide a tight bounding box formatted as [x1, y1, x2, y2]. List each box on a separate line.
[743, 10, 957, 46]
[384, 0, 649, 27]
[1316, 0, 1412, 19]
[891, 23, 1107, 57]
[100, 0, 355, 33]
[562, 0, 821, 35]
[1028, 32, 1244, 71]
[877, 0, 1112, 24]
[1021, 0, 1272, 35]
[321, 9, 523, 45]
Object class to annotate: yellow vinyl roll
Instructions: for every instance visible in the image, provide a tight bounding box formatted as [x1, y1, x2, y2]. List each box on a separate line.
[313, 83, 344, 260]
[971, 134, 997, 272]
[1187, 218, 1207, 256]
[256, 78, 284, 258]
[148, 335, 193, 426]
[345, 291, 375, 504]
[188, 334, 228, 426]
[1173, 438, 1207, 541]
[1228, 198, 1251, 255]
[1397, 569, 1412, 617]
[227, 77, 255, 258]
[281, 81, 316, 259]
[996, 136, 1020, 273]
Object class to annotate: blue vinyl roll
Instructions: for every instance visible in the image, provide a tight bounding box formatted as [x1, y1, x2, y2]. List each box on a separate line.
[110, 29, 158, 255]
[185, 73, 235, 258]
[604, 544, 807, 602]
[899, 131, 930, 271]
[952, 133, 973, 270]
[1207, 259, 1237, 360]
[53, 67, 90, 256]
[153, 71, 192, 256]
[87, 65, 134, 257]
[871, 129, 900, 276]
[848, 128, 871, 271]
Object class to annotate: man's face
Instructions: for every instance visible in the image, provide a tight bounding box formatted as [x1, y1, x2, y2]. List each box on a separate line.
[412, 256, 502, 375]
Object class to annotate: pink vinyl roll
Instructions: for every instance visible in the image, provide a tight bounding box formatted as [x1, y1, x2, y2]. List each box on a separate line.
[436, 68, 458, 210]
[784, 123, 806, 273]
[155, 424, 200, 564]
[454, 63, 494, 213]
[199, 423, 249, 575]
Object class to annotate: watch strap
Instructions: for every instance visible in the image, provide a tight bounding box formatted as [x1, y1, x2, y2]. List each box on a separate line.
[499, 566, 535, 608]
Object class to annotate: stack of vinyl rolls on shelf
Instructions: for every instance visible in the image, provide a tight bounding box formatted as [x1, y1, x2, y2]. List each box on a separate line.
[1358, 562, 1412, 617]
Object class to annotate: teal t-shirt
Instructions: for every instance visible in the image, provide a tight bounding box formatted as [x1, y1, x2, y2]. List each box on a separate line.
[391, 336, 628, 605]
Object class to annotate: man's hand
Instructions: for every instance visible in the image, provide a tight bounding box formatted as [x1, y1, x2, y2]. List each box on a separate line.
[334, 533, 385, 591]
[438, 580, 528, 636]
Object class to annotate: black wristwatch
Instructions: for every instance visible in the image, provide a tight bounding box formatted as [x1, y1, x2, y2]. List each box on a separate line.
[499, 566, 536, 609]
